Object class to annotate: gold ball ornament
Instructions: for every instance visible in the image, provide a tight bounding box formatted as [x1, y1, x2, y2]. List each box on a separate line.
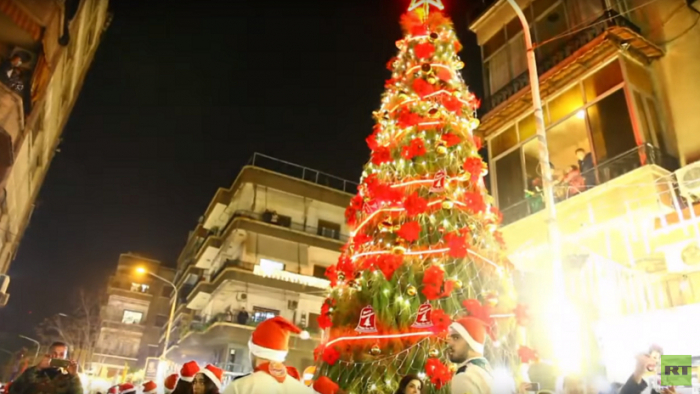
[436, 140, 448, 155]
[453, 279, 463, 289]
[406, 285, 417, 296]
[392, 244, 406, 255]
[442, 199, 455, 210]
[429, 348, 440, 358]
[427, 77, 437, 84]
[455, 61, 465, 70]
[469, 118, 481, 130]
[370, 345, 382, 356]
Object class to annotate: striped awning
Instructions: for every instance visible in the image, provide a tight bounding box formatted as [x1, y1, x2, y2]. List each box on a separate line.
[0, 0, 42, 41]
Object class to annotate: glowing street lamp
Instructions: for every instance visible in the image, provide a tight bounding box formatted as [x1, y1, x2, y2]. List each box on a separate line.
[135, 267, 179, 360]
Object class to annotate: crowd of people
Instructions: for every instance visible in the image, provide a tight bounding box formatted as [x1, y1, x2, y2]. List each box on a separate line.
[1, 315, 692, 394]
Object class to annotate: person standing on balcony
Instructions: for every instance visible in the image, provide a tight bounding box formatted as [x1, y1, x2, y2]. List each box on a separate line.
[236, 308, 249, 325]
[223, 316, 313, 393]
[576, 148, 596, 189]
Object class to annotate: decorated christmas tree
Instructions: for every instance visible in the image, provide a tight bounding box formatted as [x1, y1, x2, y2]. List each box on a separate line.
[313, 2, 531, 393]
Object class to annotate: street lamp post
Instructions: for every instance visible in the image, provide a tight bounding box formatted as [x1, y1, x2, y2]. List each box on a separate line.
[505, 0, 571, 371]
[136, 268, 179, 360]
[18, 335, 40, 363]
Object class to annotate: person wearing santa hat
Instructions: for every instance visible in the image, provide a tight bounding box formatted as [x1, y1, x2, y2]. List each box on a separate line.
[142, 381, 157, 394]
[106, 385, 119, 394]
[118, 383, 136, 394]
[164, 373, 179, 394]
[222, 316, 313, 393]
[172, 360, 199, 394]
[193, 365, 223, 394]
[447, 316, 493, 394]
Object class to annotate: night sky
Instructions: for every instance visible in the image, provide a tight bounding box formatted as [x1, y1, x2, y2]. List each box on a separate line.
[0, 0, 485, 343]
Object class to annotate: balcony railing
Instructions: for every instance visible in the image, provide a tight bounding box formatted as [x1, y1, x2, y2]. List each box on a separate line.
[232, 209, 349, 242]
[500, 144, 679, 225]
[483, 9, 640, 113]
[248, 152, 358, 194]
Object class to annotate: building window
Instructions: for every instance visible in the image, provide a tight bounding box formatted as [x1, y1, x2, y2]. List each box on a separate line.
[534, 1, 569, 61]
[259, 259, 284, 272]
[155, 314, 168, 328]
[587, 89, 637, 166]
[317, 220, 341, 240]
[486, 47, 511, 94]
[228, 348, 237, 365]
[130, 283, 149, 293]
[583, 60, 623, 102]
[495, 149, 525, 210]
[313, 265, 327, 280]
[490, 126, 518, 158]
[161, 286, 171, 298]
[307, 312, 321, 333]
[147, 345, 159, 358]
[252, 307, 279, 323]
[122, 310, 143, 325]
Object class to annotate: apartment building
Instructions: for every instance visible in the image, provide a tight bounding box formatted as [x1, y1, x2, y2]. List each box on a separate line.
[0, 0, 111, 307]
[469, 0, 700, 379]
[92, 253, 175, 380]
[162, 154, 353, 386]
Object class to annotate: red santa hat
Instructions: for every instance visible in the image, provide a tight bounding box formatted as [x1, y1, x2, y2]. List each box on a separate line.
[450, 316, 486, 354]
[142, 381, 157, 394]
[118, 383, 136, 394]
[248, 316, 310, 362]
[199, 364, 224, 390]
[107, 386, 119, 394]
[164, 373, 179, 393]
[180, 360, 200, 382]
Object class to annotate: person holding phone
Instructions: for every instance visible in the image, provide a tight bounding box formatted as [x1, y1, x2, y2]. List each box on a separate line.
[8, 341, 82, 394]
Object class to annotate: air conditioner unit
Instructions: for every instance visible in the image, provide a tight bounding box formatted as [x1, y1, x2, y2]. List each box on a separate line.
[288, 300, 298, 310]
[675, 161, 700, 202]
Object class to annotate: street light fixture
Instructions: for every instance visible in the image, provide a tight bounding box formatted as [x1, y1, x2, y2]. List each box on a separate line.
[18, 335, 40, 363]
[135, 267, 179, 360]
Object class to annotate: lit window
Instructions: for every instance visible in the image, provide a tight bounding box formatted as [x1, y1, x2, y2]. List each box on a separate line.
[122, 310, 143, 325]
[259, 259, 284, 272]
[130, 283, 149, 293]
[252, 307, 279, 323]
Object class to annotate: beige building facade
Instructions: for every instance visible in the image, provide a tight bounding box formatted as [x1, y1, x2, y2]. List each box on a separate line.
[469, 0, 700, 379]
[0, 0, 111, 306]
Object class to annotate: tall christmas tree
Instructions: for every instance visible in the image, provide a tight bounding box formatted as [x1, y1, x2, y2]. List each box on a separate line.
[314, 2, 530, 393]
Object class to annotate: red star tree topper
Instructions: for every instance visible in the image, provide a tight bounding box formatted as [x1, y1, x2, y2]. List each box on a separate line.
[313, 4, 528, 394]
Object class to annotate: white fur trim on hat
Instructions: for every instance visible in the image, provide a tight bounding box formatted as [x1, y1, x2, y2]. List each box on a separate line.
[450, 322, 485, 354]
[248, 338, 288, 362]
[180, 375, 194, 383]
[200, 368, 222, 390]
[144, 390, 157, 394]
[120, 389, 136, 394]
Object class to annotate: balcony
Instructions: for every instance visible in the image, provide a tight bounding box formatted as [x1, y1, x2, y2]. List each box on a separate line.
[107, 278, 154, 299]
[183, 258, 328, 311]
[502, 144, 679, 225]
[501, 144, 679, 272]
[479, 9, 663, 135]
[194, 236, 223, 269]
[248, 153, 358, 195]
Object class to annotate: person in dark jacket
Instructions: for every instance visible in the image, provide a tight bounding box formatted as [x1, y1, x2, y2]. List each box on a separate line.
[576, 148, 596, 189]
[619, 350, 675, 394]
[9, 342, 82, 394]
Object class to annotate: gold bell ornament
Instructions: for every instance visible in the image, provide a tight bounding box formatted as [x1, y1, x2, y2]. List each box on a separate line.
[370, 344, 382, 356]
[429, 348, 440, 358]
[442, 199, 455, 210]
[406, 285, 417, 296]
[436, 140, 448, 156]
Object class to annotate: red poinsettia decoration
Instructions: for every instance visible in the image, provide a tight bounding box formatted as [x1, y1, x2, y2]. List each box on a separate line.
[404, 192, 428, 217]
[463, 157, 483, 183]
[430, 308, 452, 334]
[371, 183, 403, 205]
[473, 136, 483, 150]
[353, 232, 372, 245]
[371, 146, 393, 165]
[386, 57, 398, 71]
[518, 346, 539, 364]
[441, 132, 461, 147]
[322, 346, 341, 365]
[318, 302, 333, 330]
[401, 138, 427, 160]
[385, 77, 399, 89]
[366, 125, 381, 151]
[336, 255, 355, 279]
[493, 230, 506, 249]
[325, 265, 339, 287]
[441, 94, 463, 112]
[422, 265, 455, 300]
[425, 358, 452, 389]
[414, 42, 435, 59]
[463, 191, 486, 214]
[397, 221, 421, 242]
[437, 67, 452, 82]
[377, 254, 402, 280]
[397, 109, 424, 129]
[412, 78, 436, 98]
[514, 304, 530, 326]
[444, 232, 468, 258]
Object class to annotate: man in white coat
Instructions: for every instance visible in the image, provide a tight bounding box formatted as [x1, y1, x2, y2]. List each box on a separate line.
[223, 316, 314, 394]
[447, 316, 493, 394]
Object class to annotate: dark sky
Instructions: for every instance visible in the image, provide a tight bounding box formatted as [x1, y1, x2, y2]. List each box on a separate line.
[0, 0, 485, 343]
